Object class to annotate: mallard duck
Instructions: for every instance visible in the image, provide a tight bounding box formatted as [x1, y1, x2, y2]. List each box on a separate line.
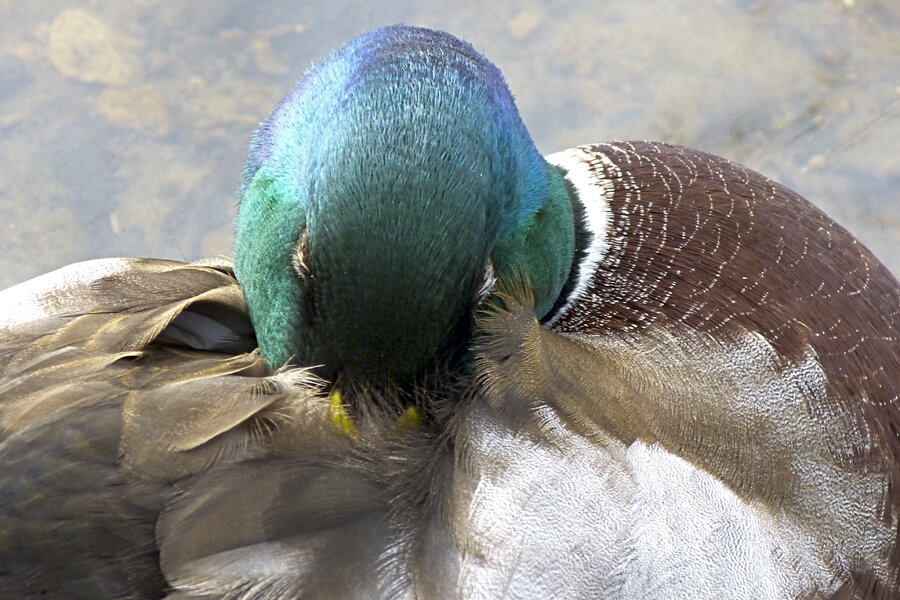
[1, 25, 898, 599]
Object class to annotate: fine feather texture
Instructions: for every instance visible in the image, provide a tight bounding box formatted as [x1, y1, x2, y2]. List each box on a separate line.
[234, 26, 572, 380]
[549, 143, 900, 579]
[0, 259, 332, 598]
[2, 255, 896, 598]
[2, 24, 899, 600]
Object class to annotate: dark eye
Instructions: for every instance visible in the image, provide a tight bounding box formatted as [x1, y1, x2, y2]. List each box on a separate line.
[292, 229, 312, 280]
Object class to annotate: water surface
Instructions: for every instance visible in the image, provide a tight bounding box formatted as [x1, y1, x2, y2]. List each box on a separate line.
[1, 1, 897, 289]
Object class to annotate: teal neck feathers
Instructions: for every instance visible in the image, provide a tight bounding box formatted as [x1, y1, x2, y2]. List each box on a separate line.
[235, 26, 575, 385]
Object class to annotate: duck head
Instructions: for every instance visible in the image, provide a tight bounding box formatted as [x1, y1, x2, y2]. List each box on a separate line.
[235, 26, 575, 385]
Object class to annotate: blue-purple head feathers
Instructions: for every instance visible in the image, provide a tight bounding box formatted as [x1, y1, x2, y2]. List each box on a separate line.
[240, 25, 547, 236]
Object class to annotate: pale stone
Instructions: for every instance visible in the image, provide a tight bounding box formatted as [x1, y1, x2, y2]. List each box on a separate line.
[508, 9, 544, 41]
[249, 38, 287, 76]
[98, 84, 171, 136]
[806, 154, 826, 170]
[46, 8, 139, 87]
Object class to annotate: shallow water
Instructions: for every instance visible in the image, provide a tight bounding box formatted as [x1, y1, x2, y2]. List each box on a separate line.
[0, 1, 897, 289]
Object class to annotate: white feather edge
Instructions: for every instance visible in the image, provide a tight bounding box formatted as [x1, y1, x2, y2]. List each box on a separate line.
[0, 257, 135, 329]
[544, 146, 614, 327]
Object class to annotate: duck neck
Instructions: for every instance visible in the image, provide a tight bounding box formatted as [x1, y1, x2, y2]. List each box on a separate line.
[493, 160, 576, 319]
[233, 170, 307, 369]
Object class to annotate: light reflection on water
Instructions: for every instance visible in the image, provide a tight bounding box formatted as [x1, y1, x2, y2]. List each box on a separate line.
[0, 1, 897, 289]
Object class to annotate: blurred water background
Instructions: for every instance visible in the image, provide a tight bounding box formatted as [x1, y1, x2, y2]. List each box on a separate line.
[0, 1, 897, 289]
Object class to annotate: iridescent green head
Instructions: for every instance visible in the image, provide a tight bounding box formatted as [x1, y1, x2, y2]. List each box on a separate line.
[234, 25, 574, 385]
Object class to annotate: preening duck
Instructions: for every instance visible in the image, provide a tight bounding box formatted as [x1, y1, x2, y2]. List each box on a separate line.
[1, 25, 898, 599]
